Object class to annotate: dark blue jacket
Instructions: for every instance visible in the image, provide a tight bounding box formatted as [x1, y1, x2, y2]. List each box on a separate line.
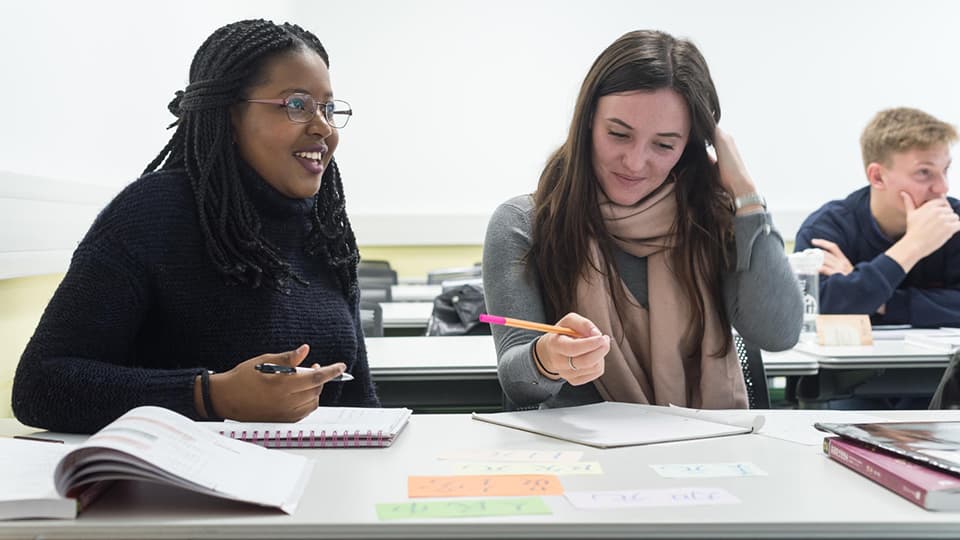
[12, 168, 379, 433]
[794, 186, 960, 327]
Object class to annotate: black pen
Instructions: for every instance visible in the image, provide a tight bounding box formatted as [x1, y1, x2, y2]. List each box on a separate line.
[254, 363, 354, 381]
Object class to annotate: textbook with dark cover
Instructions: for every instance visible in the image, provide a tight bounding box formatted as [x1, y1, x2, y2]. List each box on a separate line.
[823, 436, 960, 511]
[816, 421, 960, 476]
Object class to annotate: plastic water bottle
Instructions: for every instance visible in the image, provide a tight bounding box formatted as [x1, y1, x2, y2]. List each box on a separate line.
[787, 248, 825, 334]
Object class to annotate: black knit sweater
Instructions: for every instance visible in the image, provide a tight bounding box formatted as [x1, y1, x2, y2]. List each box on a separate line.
[12, 168, 379, 433]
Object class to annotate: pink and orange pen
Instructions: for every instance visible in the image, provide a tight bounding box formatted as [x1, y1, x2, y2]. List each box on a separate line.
[479, 314, 579, 337]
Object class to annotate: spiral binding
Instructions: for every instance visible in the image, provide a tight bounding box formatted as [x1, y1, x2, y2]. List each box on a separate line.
[220, 429, 387, 448]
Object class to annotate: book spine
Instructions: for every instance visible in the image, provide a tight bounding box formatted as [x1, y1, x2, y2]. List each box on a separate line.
[220, 429, 387, 448]
[823, 438, 928, 509]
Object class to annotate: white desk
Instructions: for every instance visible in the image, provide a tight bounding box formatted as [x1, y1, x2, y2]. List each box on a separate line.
[379, 302, 434, 329]
[366, 336, 496, 380]
[794, 340, 953, 370]
[390, 284, 442, 302]
[758, 348, 819, 376]
[4, 409, 960, 539]
[366, 336, 812, 379]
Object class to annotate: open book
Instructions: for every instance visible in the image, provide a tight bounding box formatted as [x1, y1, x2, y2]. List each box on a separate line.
[208, 406, 413, 448]
[472, 402, 764, 448]
[1, 406, 312, 521]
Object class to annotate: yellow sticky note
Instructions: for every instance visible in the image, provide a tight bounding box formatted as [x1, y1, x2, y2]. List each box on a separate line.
[407, 474, 563, 498]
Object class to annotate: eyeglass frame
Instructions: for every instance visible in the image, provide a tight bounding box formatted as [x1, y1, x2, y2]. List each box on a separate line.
[246, 93, 353, 128]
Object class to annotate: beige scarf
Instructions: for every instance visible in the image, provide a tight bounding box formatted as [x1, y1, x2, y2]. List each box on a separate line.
[574, 182, 747, 409]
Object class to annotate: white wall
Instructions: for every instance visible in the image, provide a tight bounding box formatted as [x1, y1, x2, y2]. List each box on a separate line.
[3, 0, 960, 275]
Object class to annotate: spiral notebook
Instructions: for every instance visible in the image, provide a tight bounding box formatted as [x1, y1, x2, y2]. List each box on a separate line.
[209, 406, 413, 448]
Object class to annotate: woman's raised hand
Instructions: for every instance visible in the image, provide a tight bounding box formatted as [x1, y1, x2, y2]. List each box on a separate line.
[535, 312, 610, 385]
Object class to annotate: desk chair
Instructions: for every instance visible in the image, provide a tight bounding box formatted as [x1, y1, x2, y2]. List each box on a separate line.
[359, 284, 392, 304]
[426, 264, 482, 285]
[929, 350, 960, 409]
[359, 259, 392, 271]
[358, 261, 398, 287]
[734, 334, 769, 409]
[359, 302, 384, 338]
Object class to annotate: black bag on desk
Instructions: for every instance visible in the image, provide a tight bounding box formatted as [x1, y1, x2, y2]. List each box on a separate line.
[426, 283, 491, 336]
[930, 350, 960, 409]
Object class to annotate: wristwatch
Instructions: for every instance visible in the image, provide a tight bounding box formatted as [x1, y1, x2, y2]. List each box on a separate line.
[734, 192, 766, 210]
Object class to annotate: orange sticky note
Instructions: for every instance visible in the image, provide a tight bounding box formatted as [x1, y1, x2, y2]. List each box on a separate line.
[407, 474, 563, 498]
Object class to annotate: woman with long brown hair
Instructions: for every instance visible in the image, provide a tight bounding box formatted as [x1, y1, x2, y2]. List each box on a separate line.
[483, 30, 802, 410]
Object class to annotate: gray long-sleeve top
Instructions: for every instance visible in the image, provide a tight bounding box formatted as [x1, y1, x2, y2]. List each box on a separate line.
[482, 195, 803, 409]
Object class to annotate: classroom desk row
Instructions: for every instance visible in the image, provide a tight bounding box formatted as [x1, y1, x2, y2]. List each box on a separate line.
[364, 335, 956, 412]
[4, 408, 960, 539]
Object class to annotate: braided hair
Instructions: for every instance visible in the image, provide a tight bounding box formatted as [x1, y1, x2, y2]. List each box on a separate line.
[144, 19, 359, 303]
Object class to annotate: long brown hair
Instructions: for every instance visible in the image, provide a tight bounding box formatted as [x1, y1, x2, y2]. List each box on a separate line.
[530, 30, 734, 359]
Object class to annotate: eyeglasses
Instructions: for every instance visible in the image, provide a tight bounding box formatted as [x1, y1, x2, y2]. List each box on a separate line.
[246, 93, 352, 128]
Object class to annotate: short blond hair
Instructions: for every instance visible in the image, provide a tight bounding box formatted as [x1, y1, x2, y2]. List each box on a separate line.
[860, 107, 957, 168]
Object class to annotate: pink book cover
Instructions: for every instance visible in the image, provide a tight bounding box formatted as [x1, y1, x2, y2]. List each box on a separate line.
[824, 437, 960, 511]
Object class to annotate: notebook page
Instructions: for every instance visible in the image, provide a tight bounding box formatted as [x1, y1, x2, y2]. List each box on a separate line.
[0, 439, 76, 520]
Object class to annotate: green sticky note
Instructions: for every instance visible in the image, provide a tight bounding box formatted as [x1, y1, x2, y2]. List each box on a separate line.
[376, 497, 551, 520]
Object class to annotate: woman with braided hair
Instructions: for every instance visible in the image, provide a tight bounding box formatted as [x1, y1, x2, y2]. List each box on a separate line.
[12, 19, 378, 433]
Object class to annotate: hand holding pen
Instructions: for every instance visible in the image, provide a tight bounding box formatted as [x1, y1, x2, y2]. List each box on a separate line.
[207, 344, 349, 423]
[481, 312, 609, 385]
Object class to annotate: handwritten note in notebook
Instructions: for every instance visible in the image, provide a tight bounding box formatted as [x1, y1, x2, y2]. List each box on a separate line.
[209, 406, 413, 448]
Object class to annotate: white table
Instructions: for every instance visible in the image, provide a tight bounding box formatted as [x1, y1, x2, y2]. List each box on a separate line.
[379, 302, 434, 329]
[5, 409, 960, 539]
[390, 284, 442, 302]
[366, 336, 813, 379]
[366, 336, 497, 380]
[794, 340, 953, 370]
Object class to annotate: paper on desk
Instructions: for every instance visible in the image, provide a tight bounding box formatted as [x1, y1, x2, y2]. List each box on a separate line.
[451, 461, 603, 476]
[436, 449, 583, 462]
[758, 411, 886, 446]
[376, 497, 551, 520]
[565, 487, 739, 509]
[665, 405, 765, 432]
[650, 462, 766, 478]
[408, 474, 563, 497]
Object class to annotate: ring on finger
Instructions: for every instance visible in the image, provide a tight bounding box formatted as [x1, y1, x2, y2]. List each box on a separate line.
[568, 356, 578, 371]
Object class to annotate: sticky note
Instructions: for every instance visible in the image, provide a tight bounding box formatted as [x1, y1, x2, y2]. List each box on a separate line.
[452, 462, 602, 476]
[650, 462, 766, 478]
[565, 487, 740, 509]
[408, 474, 563, 498]
[376, 497, 551, 520]
[436, 450, 583, 462]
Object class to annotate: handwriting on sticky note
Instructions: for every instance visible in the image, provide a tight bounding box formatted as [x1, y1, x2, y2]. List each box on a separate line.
[376, 497, 551, 520]
[565, 487, 740, 510]
[436, 449, 583, 462]
[452, 462, 603, 476]
[650, 462, 766, 478]
[816, 314, 873, 346]
[408, 474, 563, 498]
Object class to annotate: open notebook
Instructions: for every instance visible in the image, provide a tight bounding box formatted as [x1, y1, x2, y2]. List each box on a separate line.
[209, 406, 413, 448]
[472, 402, 764, 448]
